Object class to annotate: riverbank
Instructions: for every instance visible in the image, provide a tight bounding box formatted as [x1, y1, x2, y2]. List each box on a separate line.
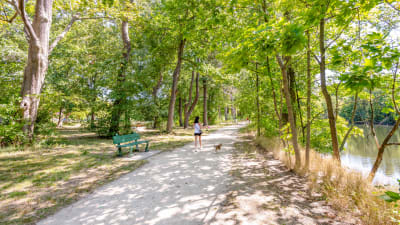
[252, 134, 399, 225]
[341, 125, 400, 186]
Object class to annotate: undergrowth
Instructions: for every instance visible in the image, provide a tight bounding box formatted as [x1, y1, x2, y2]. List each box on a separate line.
[255, 136, 399, 225]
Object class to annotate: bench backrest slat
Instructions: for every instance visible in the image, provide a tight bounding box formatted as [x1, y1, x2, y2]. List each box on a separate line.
[113, 133, 141, 144]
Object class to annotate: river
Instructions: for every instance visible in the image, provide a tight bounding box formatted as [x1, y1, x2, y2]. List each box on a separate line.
[341, 125, 400, 186]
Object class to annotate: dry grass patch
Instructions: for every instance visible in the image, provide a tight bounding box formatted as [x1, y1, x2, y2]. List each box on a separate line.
[253, 136, 399, 225]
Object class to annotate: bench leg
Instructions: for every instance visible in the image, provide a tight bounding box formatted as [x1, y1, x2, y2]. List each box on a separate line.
[118, 147, 122, 156]
[145, 142, 149, 152]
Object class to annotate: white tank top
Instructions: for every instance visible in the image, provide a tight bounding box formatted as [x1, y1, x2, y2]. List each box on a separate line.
[194, 123, 201, 133]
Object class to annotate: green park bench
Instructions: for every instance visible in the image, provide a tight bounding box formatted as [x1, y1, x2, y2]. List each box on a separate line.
[112, 133, 150, 156]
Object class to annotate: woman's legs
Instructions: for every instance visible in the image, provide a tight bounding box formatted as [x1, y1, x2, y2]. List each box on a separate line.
[194, 135, 198, 148]
[199, 135, 202, 148]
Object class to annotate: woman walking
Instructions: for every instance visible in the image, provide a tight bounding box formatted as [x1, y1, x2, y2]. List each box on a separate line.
[193, 116, 202, 150]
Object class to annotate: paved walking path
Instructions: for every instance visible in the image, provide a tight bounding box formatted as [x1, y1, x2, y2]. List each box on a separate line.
[39, 124, 242, 225]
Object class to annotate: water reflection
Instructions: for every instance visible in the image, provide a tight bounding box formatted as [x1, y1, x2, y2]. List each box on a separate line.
[341, 125, 400, 185]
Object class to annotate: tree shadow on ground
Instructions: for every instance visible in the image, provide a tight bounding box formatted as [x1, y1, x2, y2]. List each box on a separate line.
[209, 139, 353, 225]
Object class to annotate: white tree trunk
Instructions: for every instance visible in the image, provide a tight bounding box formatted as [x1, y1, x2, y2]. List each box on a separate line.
[20, 0, 54, 137]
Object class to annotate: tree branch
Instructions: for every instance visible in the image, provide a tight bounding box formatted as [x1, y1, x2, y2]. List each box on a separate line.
[385, 143, 400, 146]
[385, 0, 400, 12]
[49, 15, 78, 54]
[392, 62, 400, 115]
[276, 55, 284, 68]
[16, 0, 38, 42]
[0, 11, 17, 23]
[49, 15, 113, 54]
[369, 88, 381, 149]
[326, 13, 356, 49]
[339, 92, 358, 151]
[312, 52, 321, 65]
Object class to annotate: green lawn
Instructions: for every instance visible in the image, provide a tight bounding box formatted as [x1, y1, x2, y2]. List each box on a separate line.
[0, 125, 221, 225]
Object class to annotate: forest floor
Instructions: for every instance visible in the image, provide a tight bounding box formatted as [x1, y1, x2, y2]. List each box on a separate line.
[37, 123, 355, 225]
[0, 124, 221, 225]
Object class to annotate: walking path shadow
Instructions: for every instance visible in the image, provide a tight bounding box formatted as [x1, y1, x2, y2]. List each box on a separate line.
[209, 138, 358, 225]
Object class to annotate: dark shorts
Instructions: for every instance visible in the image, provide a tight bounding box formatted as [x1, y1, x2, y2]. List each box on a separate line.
[194, 133, 202, 136]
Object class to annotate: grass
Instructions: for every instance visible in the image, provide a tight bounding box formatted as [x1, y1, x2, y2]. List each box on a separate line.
[0, 124, 221, 225]
[252, 135, 400, 225]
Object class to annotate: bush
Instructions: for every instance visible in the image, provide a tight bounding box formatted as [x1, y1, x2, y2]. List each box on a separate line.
[88, 109, 113, 138]
[0, 120, 26, 146]
[93, 116, 112, 137]
[0, 99, 27, 146]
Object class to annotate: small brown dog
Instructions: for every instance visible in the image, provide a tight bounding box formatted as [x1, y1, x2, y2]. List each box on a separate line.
[214, 144, 222, 153]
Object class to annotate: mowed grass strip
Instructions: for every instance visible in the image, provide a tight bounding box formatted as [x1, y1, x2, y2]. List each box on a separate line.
[0, 125, 210, 225]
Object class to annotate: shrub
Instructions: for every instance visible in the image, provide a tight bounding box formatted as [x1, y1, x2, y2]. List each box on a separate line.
[0, 98, 27, 146]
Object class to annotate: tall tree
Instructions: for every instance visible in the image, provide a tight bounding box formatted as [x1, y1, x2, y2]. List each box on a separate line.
[277, 56, 302, 170]
[109, 20, 132, 135]
[184, 71, 200, 128]
[305, 30, 312, 170]
[256, 62, 261, 136]
[4, 0, 105, 138]
[203, 77, 208, 126]
[317, 18, 341, 162]
[166, 38, 186, 132]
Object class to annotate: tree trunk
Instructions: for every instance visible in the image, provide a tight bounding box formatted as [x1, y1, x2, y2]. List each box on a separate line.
[90, 110, 95, 129]
[319, 19, 341, 163]
[20, 0, 54, 138]
[57, 106, 64, 128]
[166, 39, 186, 133]
[276, 55, 301, 171]
[124, 110, 131, 130]
[295, 80, 305, 143]
[256, 63, 260, 136]
[184, 71, 199, 128]
[335, 82, 342, 121]
[339, 92, 358, 151]
[369, 90, 381, 149]
[305, 30, 312, 170]
[109, 20, 131, 136]
[368, 69, 400, 180]
[288, 67, 297, 125]
[203, 78, 208, 126]
[218, 106, 221, 121]
[279, 82, 286, 147]
[230, 91, 235, 121]
[224, 106, 229, 121]
[368, 118, 400, 180]
[178, 97, 183, 127]
[88, 73, 97, 129]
